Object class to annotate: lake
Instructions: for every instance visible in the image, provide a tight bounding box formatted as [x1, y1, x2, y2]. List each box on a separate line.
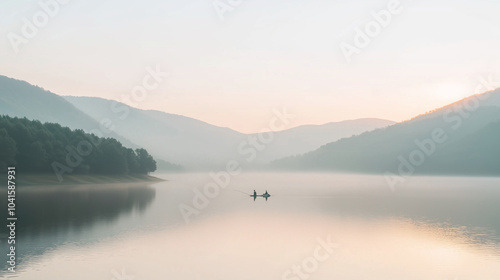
[1, 172, 500, 279]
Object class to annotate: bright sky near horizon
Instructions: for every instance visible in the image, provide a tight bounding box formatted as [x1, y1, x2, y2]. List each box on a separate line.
[1, 0, 500, 133]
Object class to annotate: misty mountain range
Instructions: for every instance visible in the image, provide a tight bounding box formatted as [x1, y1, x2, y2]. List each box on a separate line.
[272, 88, 500, 176]
[2, 74, 499, 176]
[0, 75, 394, 170]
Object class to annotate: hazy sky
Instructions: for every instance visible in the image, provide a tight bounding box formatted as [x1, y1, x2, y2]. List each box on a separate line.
[1, 0, 500, 133]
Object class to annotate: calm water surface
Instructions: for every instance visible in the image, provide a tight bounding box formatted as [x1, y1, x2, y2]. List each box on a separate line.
[1, 173, 500, 279]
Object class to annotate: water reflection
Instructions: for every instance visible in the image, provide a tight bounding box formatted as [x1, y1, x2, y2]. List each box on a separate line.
[9, 212, 500, 280]
[0, 183, 156, 272]
[17, 184, 156, 236]
[2, 173, 500, 279]
[315, 190, 500, 245]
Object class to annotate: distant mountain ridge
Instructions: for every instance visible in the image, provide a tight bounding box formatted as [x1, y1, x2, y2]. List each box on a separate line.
[0, 75, 395, 170]
[63, 95, 245, 169]
[64, 96, 394, 168]
[251, 118, 395, 163]
[272, 88, 500, 177]
[0, 75, 138, 149]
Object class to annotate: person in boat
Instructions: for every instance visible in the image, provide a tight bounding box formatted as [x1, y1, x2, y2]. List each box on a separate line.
[264, 190, 269, 196]
[253, 190, 257, 197]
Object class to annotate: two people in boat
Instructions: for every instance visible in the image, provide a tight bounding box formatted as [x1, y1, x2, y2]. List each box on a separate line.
[252, 190, 270, 201]
[253, 190, 269, 196]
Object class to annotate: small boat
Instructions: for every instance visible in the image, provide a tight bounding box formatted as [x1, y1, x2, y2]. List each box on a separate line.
[251, 191, 270, 201]
[250, 193, 271, 198]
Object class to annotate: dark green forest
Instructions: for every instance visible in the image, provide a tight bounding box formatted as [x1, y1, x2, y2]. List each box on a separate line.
[0, 115, 156, 175]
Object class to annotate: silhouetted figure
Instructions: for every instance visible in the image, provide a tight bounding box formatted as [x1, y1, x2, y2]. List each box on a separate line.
[263, 190, 270, 201]
[253, 190, 257, 196]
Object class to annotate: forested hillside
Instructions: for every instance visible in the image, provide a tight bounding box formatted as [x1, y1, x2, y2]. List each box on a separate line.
[0, 115, 156, 175]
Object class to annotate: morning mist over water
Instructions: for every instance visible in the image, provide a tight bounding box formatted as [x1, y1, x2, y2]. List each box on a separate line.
[2, 173, 500, 279]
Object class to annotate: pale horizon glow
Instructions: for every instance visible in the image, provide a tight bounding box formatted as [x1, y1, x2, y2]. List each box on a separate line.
[1, 0, 500, 133]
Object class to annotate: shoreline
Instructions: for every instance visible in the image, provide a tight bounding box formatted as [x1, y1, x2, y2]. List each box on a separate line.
[1, 173, 165, 187]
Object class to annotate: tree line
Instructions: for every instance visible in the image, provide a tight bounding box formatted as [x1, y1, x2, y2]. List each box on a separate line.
[0, 115, 156, 175]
